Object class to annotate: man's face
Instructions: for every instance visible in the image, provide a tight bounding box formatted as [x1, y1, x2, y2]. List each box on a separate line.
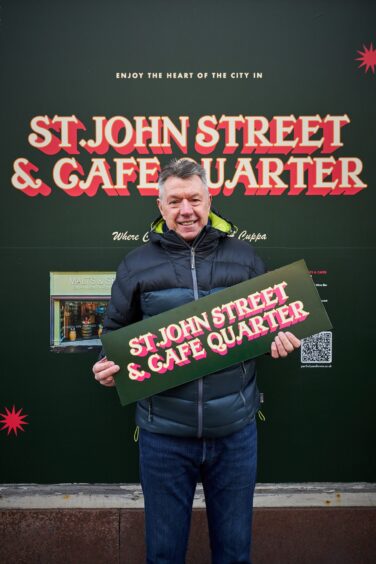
[157, 175, 212, 241]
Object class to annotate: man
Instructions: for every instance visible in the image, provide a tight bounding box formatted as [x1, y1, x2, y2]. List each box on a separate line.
[93, 158, 300, 564]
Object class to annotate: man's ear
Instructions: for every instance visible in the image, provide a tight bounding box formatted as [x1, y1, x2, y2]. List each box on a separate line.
[157, 198, 164, 217]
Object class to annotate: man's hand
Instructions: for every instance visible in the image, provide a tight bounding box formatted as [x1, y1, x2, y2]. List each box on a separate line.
[271, 331, 301, 359]
[92, 357, 120, 387]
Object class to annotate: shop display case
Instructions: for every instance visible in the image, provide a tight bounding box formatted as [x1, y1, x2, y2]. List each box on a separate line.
[50, 272, 115, 352]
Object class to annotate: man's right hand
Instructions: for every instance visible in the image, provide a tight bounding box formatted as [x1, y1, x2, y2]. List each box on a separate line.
[92, 357, 120, 387]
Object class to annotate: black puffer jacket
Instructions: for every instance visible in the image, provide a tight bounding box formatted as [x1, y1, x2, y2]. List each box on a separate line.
[103, 211, 266, 438]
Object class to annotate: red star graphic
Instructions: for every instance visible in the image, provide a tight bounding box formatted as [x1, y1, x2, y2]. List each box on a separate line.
[356, 42, 376, 74]
[0, 405, 29, 436]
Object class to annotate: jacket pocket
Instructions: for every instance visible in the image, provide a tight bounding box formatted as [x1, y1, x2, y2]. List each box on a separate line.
[239, 362, 247, 407]
[240, 361, 247, 387]
[147, 398, 153, 422]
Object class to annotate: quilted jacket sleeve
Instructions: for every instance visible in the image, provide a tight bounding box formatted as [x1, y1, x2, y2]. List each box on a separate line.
[98, 256, 141, 359]
[104, 256, 141, 333]
[249, 248, 267, 279]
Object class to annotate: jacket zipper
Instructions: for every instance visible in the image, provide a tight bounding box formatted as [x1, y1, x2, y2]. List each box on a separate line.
[190, 245, 203, 438]
[190, 247, 199, 299]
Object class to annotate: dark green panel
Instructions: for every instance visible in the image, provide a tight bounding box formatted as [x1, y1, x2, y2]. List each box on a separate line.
[0, 0, 375, 483]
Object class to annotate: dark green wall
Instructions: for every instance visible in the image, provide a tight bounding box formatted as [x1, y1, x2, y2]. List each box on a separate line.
[0, 0, 375, 483]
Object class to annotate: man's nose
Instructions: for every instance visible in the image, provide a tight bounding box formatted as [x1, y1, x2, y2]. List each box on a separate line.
[180, 199, 194, 214]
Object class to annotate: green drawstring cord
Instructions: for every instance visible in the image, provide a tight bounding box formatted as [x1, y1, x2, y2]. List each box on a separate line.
[257, 410, 266, 422]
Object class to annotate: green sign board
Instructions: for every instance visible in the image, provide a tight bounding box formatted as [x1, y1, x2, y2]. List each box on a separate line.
[102, 260, 332, 405]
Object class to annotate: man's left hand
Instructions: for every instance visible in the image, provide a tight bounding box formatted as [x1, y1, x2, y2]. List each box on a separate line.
[271, 331, 301, 359]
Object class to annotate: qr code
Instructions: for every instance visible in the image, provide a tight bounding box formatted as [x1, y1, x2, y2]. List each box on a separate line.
[301, 331, 332, 363]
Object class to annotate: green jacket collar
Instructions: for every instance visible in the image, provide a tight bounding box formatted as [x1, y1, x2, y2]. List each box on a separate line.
[151, 209, 237, 237]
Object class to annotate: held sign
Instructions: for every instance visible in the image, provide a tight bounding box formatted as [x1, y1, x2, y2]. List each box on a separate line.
[101, 260, 332, 405]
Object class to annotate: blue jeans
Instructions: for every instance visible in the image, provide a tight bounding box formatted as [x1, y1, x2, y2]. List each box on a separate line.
[139, 420, 257, 564]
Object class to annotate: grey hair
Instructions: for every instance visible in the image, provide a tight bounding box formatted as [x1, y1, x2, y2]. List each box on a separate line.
[158, 158, 208, 199]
